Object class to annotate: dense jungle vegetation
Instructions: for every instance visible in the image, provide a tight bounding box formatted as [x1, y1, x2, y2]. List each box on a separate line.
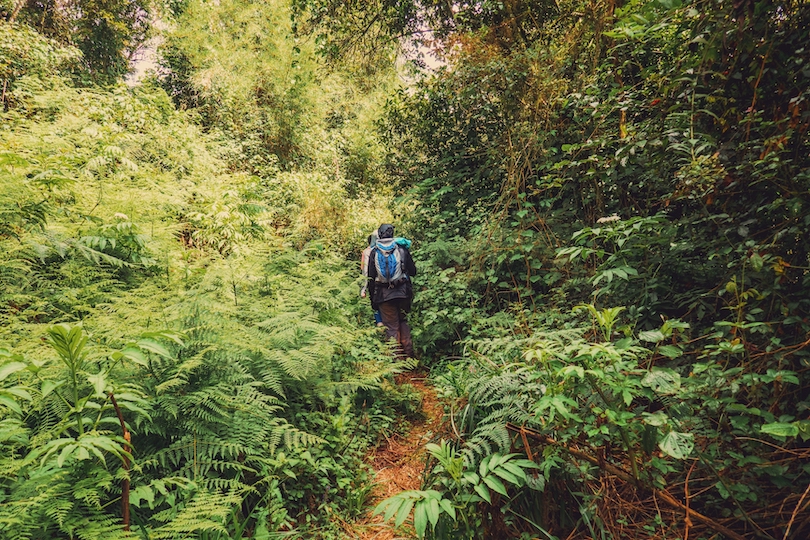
[1, 0, 809, 539]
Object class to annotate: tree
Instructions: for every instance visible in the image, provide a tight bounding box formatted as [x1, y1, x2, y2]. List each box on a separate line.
[8, 0, 150, 84]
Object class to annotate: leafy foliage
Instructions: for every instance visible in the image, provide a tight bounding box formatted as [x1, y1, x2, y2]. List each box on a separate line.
[7, 0, 150, 84]
[364, 0, 810, 537]
[0, 14, 416, 538]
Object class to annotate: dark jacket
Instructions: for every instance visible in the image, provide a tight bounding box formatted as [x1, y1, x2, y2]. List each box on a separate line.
[367, 242, 416, 308]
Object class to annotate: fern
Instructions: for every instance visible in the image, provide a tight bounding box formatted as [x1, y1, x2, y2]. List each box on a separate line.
[150, 489, 240, 539]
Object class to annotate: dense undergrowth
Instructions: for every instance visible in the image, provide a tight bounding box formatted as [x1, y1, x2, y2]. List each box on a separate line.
[3, 0, 810, 539]
[361, 0, 810, 538]
[0, 9, 415, 538]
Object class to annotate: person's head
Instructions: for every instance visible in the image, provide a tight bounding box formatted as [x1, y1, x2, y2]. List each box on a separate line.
[378, 224, 394, 239]
[367, 233, 378, 247]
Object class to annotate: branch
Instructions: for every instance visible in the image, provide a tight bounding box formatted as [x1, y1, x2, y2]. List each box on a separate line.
[505, 423, 748, 540]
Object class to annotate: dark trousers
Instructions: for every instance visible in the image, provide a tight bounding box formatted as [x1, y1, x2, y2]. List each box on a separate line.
[378, 299, 415, 359]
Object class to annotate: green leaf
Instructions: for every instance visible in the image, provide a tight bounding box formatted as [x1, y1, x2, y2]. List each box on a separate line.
[413, 500, 428, 538]
[57, 443, 78, 467]
[114, 346, 148, 367]
[0, 362, 27, 382]
[0, 395, 22, 414]
[479, 454, 492, 477]
[560, 365, 585, 379]
[500, 462, 529, 481]
[473, 482, 491, 503]
[491, 466, 520, 485]
[659, 431, 694, 459]
[795, 420, 810, 442]
[639, 330, 666, 343]
[760, 422, 799, 438]
[131, 485, 155, 509]
[642, 411, 668, 426]
[488, 453, 507, 469]
[462, 471, 479, 484]
[510, 459, 541, 470]
[394, 497, 414, 527]
[427, 497, 441, 528]
[136, 338, 174, 359]
[41, 380, 65, 397]
[658, 345, 683, 359]
[87, 371, 108, 398]
[642, 368, 681, 395]
[372, 498, 392, 517]
[2, 387, 31, 401]
[622, 388, 633, 406]
[483, 475, 509, 496]
[439, 499, 456, 520]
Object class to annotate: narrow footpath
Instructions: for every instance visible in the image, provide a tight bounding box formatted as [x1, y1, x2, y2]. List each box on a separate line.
[350, 371, 446, 539]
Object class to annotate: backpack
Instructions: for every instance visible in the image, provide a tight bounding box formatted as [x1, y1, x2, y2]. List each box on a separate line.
[373, 243, 405, 284]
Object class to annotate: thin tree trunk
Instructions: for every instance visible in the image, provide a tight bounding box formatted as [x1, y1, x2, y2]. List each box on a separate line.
[8, 0, 27, 23]
[110, 393, 131, 531]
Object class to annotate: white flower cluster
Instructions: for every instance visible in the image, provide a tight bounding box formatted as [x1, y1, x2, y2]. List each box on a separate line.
[596, 214, 620, 224]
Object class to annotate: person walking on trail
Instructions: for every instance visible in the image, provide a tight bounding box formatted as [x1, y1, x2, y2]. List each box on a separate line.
[366, 223, 417, 359]
[360, 232, 384, 327]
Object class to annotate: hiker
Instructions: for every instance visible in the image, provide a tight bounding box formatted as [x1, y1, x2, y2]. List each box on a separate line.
[360, 232, 384, 326]
[366, 223, 417, 359]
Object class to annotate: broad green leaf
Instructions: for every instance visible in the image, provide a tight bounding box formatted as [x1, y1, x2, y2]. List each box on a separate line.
[2, 387, 31, 400]
[473, 482, 491, 503]
[659, 431, 694, 459]
[501, 462, 529, 481]
[439, 499, 456, 520]
[115, 347, 148, 367]
[622, 389, 633, 406]
[427, 497, 441, 528]
[796, 420, 810, 442]
[87, 371, 108, 398]
[75, 446, 91, 461]
[639, 330, 666, 343]
[642, 411, 668, 426]
[479, 454, 492, 477]
[137, 339, 174, 359]
[131, 485, 155, 509]
[642, 368, 681, 394]
[425, 443, 442, 457]
[413, 500, 428, 538]
[510, 459, 541, 470]
[0, 395, 22, 414]
[483, 475, 509, 496]
[0, 362, 27, 382]
[394, 497, 414, 527]
[658, 345, 683, 359]
[41, 380, 65, 397]
[488, 453, 506, 468]
[57, 443, 78, 467]
[462, 471, 479, 484]
[560, 365, 585, 379]
[491, 465, 521, 485]
[83, 442, 106, 464]
[383, 496, 405, 521]
[760, 422, 799, 438]
[372, 498, 392, 517]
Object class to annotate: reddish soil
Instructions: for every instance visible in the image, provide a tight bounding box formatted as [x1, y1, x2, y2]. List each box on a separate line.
[346, 371, 446, 540]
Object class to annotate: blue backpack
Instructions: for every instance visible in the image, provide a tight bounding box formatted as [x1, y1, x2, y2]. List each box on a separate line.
[374, 241, 406, 284]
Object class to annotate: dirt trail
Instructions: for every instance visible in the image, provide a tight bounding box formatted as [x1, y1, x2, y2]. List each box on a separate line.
[348, 371, 446, 540]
